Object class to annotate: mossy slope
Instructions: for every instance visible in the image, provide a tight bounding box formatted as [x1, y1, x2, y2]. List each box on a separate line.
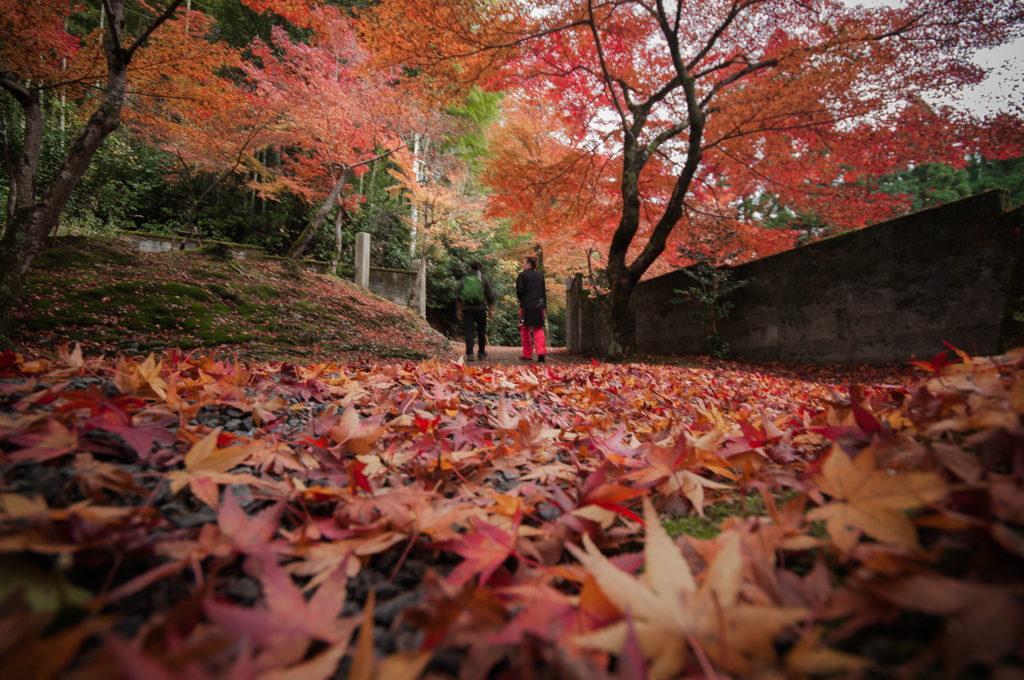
[14, 236, 452, 363]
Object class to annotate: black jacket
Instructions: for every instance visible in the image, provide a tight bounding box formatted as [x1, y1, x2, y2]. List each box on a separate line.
[516, 268, 546, 310]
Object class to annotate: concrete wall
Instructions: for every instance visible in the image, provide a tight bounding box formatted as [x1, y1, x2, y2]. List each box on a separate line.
[569, 190, 1024, 364]
[122, 231, 419, 308]
[368, 267, 418, 306]
[565, 275, 613, 357]
[123, 231, 267, 261]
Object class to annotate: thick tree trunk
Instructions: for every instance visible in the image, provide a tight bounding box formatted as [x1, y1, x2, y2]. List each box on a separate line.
[0, 0, 184, 348]
[0, 77, 125, 347]
[606, 270, 636, 358]
[287, 166, 352, 260]
[603, 149, 645, 356]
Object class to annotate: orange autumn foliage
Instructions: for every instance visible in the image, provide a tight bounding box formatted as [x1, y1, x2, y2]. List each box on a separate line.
[363, 0, 1024, 350]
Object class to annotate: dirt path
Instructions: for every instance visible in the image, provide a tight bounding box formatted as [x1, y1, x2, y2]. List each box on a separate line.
[466, 345, 597, 367]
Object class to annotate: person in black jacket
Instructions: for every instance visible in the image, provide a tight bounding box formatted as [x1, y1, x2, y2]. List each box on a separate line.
[515, 255, 546, 362]
[455, 261, 495, 362]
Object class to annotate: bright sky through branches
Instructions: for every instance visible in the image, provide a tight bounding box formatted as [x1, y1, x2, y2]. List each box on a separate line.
[849, 0, 1023, 116]
[960, 40, 1023, 115]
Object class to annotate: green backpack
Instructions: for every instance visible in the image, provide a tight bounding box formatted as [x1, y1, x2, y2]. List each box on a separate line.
[460, 274, 486, 305]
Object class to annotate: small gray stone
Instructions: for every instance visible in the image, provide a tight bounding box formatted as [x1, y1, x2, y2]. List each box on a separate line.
[227, 483, 255, 508]
[373, 591, 420, 626]
[167, 504, 217, 529]
[225, 577, 260, 602]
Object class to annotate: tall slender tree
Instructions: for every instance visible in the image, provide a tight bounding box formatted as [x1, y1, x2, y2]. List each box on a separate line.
[242, 6, 436, 260]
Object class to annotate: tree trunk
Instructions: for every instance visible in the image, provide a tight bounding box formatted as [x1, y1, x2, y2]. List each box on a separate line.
[287, 166, 353, 260]
[172, 154, 198, 249]
[406, 229, 429, 311]
[0, 0, 184, 348]
[0, 97, 123, 344]
[603, 150, 645, 356]
[605, 261, 636, 358]
[599, 55, 706, 357]
[0, 107, 21, 226]
[329, 202, 349, 274]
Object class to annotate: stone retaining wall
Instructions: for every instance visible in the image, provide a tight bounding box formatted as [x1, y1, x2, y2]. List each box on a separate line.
[368, 267, 418, 306]
[122, 231, 267, 261]
[121, 231, 418, 307]
[567, 190, 1024, 364]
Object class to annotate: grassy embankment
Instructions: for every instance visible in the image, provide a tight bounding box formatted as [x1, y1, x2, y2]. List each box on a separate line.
[11, 235, 453, 363]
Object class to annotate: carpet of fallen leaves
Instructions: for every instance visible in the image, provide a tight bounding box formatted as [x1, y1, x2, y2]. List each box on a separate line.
[1, 344, 1023, 680]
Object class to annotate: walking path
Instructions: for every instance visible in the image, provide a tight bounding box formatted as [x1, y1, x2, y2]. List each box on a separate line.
[465, 345, 596, 367]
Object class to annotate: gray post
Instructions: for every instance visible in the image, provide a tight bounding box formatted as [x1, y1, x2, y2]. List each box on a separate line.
[410, 258, 427, 317]
[566, 276, 578, 352]
[355, 232, 370, 288]
[417, 257, 427, 317]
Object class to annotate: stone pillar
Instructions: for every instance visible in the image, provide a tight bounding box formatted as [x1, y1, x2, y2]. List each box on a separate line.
[355, 232, 370, 288]
[411, 258, 427, 317]
[566, 274, 580, 353]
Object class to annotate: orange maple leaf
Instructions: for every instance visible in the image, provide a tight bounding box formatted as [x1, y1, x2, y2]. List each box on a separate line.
[807, 445, 947, 551]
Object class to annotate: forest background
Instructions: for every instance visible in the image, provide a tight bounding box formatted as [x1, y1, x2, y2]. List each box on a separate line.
[1, 0, 1024, 352]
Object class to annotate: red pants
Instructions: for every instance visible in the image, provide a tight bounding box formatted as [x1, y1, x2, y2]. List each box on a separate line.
[520, 325, 546, 358]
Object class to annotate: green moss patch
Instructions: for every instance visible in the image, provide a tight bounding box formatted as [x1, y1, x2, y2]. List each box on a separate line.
[31, 236, 138, 270]
[244, 285, 278, 301]
[662, 492, 795, 540]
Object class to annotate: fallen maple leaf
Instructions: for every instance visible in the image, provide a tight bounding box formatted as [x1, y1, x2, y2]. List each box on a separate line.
[72, 453, 148, 501]
[807, 445, 947, 551]
[567, 497, 807, 679]
[436, 512, 521, 587]
[328, 406, 387, 456]
[624, 439, 732, 516]
[217, 486, 285, 553]
[185, 427, 256, 474]
[6, 418, 79, 462]
[85, 408, 176, 460]
[204, 550, 358, 672]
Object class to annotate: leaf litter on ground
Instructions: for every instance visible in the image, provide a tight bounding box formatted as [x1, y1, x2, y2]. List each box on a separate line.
[1, 344, 1023, 679]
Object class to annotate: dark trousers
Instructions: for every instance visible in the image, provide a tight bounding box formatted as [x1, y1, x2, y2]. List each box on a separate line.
[463, 308, 487, 355]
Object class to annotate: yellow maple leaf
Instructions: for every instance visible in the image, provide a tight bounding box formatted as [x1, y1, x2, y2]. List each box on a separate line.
[567, 497, 807, 679]
[135, 353, 168, 399]
[252, 395, 290, 427]
[328, 406, 387, 456]
[807, 445, 947, 551]
[184, 428, 255, 474]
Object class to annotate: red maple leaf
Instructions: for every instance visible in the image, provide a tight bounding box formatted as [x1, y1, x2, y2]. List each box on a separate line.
[436, 512, 521, 586]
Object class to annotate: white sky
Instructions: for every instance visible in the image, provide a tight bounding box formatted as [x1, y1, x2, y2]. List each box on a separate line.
[957, 41, 1023, 116]
[847, 0, 1023, 117]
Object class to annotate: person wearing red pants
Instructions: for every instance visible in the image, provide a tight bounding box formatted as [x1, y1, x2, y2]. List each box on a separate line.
[516, 256, 547, 362]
